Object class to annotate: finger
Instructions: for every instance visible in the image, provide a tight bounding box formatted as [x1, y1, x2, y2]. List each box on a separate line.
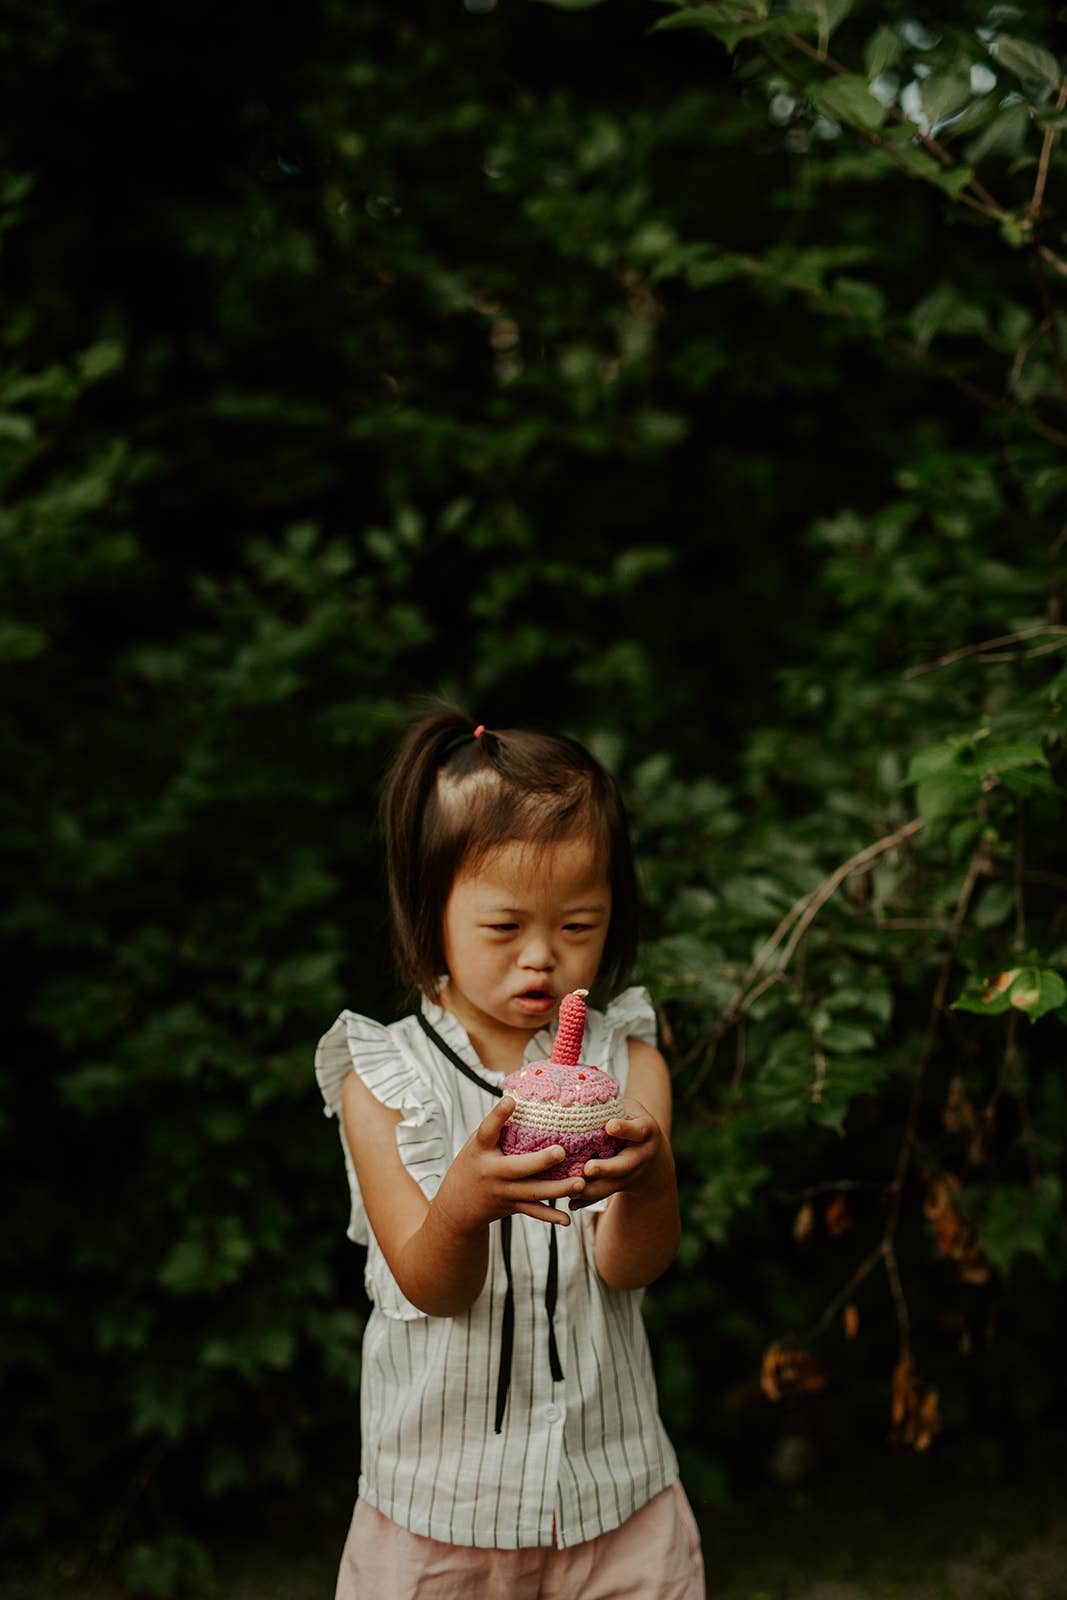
[496, 1144, 567, 1178]
[511, 1201, 571, 1226]
[512, 1175, 589, 1202]
[476, 1097, 516, 1147]
[571, 1177, 612, 1206]
[605, 1116, 653, 1142]
[583, 1153, 639, 1180]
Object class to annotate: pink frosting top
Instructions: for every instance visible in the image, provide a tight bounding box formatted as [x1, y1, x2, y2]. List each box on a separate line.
[502, 1060, 621, 1108]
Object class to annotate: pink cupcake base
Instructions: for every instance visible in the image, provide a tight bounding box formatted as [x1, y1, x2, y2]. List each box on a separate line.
[500, 1124, 623, 1181]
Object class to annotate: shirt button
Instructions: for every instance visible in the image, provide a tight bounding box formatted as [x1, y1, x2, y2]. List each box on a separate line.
[544, 1403, 562, 1423]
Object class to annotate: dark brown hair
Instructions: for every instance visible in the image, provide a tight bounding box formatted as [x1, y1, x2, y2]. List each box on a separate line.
[380, 698, 639, 1001]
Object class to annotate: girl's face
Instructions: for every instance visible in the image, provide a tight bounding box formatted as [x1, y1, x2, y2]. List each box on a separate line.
[440, 834, 611, 1058]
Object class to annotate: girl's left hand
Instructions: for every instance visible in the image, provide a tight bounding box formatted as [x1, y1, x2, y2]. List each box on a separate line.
[569, 1098, 672, 1210]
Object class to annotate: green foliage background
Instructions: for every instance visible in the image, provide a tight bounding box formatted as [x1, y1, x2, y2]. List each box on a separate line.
[3, 0, 1067, 1592]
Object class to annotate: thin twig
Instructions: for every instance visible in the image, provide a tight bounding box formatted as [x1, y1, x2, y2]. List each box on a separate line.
[1014, 801, 1027, 956]
[1029, 247, 1067, 403]
[882, 839, 993, 1243]
[773, 1178, 886, 1203]
[81, 1437, 172, 1595]
[1007, 311, 1057, 396]
[805, 1242, 886, 1344]
[873, 834, 991, 1363]
[902, 624, 1067, 678]
[881, 1236, 911, 1355]
[976, 637, 1067, 663]
[777, 820, 925, 973]
[1027, 74, 1067, 229]
[1024, 77, 1067, 396]
[872, 917, 952, 931]
[1037, 242, 1067, 283]
[882, 336, 1067, 448]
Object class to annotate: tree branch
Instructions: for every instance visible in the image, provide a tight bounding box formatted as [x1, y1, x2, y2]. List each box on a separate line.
[902, 624, 1067, 678]
[683, 815, 925, 1095]
[754, 14, 1006, 217]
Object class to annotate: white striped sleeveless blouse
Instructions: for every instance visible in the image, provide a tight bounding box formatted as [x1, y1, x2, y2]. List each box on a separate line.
[314, 984, 680, 1550]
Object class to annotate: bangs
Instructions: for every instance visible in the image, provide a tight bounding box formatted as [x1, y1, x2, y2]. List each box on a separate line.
[435, 766, 611, 883]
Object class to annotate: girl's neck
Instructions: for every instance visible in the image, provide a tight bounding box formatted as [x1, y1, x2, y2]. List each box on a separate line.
[434, 981, 540, 1076]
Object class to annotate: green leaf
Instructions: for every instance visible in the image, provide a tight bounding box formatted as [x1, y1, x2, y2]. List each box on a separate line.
[998, 766, 1061, 798]
[973, 881, 1015, 930]
[1004, 212, 1036, 249]
[1008, 968, 1067, 1021]
[968, 1174, 1064, 1276]
[796, 0, 852, 48]
[921, 73, 973, 129]
[905, 733, 980, 782]
[915, 773, 978, 824]
[824, 984, 893, 1024]
[967, 108, 1030, 168]
[0, 619, 48, 662]
[951, 970, 1019, 1015]
[809, 75, 888, 130]
[931, 164, 977, 201]
[949, 818, 987, 860]
[612, 545, 677, 588]
[818, 1021, 877, 1051]
[982, 740, 1048, 770]
[649, 3, 771, 49]
[991, 34, 1063, 90]
[864, 24, 901, 78]
[825, 275, 886, 324]
[910, 281, 989, 351]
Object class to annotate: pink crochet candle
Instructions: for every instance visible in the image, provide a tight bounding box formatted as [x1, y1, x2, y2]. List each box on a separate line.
[499, 990, 625, 1180]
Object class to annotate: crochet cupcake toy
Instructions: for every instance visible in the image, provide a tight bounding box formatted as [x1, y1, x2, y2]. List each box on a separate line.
[499, 989, 625, 1180]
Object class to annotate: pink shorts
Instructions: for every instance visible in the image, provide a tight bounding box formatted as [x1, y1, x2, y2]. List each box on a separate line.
[334, 1479, 706, 1599]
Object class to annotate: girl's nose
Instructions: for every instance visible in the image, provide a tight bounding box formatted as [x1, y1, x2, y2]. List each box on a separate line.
[519, 935, 555, 971]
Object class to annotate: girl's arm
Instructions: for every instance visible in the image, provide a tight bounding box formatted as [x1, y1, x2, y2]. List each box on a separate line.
[587, 1038, 681, 1292]
[341, 1068, 584, 1317]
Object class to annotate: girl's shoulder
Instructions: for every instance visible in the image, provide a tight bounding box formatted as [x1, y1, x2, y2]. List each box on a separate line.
[314, 1007, 442, 1125]
[313, 1007, 450, 1263]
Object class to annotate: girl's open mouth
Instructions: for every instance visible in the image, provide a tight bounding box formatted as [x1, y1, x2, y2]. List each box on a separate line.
[514, 989, 556, 1014]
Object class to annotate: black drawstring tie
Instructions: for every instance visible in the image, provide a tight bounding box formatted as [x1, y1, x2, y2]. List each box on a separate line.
[416, 1012, 564, 1433]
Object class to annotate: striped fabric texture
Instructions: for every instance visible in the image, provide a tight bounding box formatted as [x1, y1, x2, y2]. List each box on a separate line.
[314, 985, 681, 1550]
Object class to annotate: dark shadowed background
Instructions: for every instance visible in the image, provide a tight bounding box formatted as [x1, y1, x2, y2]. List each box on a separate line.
[3, 1, 1067, 1594]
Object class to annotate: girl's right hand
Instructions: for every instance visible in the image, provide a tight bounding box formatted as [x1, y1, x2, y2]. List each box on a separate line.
[432, 1097, 585, 1238]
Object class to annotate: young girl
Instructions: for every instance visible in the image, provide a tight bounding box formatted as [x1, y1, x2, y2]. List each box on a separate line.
[315, 703, 706, 1598]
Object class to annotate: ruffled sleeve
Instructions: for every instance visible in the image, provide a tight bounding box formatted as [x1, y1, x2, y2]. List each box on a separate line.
[314, 1010, 449, 1257]
[600, 985, 658, 1095]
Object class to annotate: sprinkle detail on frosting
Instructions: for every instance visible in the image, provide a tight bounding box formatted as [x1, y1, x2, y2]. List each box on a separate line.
[504, 1059, 617, 1104]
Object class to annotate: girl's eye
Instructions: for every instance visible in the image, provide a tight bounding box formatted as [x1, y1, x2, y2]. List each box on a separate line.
[482, 921, 596, 933]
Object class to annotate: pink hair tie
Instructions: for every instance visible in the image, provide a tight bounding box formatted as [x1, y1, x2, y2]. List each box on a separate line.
[473, 724, 486, 739]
